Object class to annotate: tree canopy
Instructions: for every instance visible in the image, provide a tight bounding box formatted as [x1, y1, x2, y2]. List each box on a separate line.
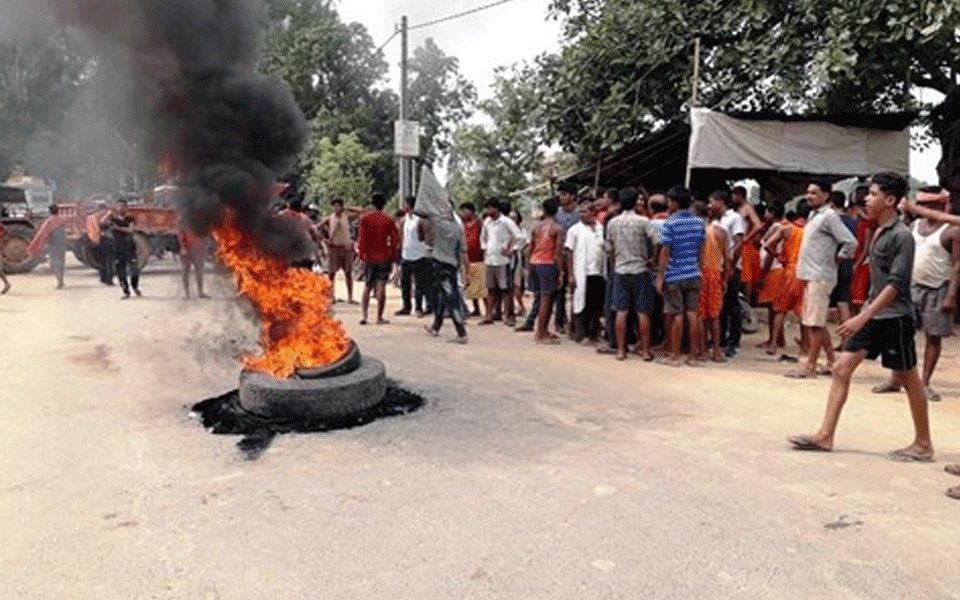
[447, 65, 545, 204]
[540, 0, 960, 170]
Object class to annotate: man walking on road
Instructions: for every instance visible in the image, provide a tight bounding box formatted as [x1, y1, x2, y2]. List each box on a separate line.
[873, 187, 960, 402]
[789, 172, 934, 463]
[27, 204, 68, 290]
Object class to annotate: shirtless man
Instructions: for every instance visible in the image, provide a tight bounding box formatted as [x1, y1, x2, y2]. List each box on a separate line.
[762, 206, 805, 357]
[322, 199, 356, 303]
[732, 186, 763, 303]
[874, 188, 960, 402]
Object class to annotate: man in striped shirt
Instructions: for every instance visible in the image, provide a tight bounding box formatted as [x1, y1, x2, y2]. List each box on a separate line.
[656, 186, 706, 366]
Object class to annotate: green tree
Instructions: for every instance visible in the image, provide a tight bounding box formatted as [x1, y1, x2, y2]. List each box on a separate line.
[540, 0, 960, 173]
[303, 131, 376, 211]
[0, 33, 85, 180]
[258, 0, 397, 194]
[407, 38, 477, 167]
[447, 65, 545, 203]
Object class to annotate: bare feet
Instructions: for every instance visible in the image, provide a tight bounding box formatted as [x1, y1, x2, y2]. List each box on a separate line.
[711, 351, 727, 363]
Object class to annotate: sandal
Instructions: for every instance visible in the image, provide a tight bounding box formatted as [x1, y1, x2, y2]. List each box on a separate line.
[887, 447, 935, 463]
[787, 434, 831, 452]
[871, 381, 901, 394]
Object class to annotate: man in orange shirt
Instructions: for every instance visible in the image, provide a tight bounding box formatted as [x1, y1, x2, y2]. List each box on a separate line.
[357, 193, 400, 325]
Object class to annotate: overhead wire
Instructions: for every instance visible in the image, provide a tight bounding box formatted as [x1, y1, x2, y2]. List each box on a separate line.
[408, 0, 521, 31]
[375, 0, 522, 50]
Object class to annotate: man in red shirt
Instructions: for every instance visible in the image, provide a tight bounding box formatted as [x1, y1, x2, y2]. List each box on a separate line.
[357, 193, 400, 325]
[459, 201, 485, 317]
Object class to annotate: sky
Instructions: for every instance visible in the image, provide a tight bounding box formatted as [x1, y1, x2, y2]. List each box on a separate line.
[337, 0, 940, 185]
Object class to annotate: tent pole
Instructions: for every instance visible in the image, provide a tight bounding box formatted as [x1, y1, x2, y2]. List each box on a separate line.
[593, 156, 603, 196]
[685, 37, 701, 189]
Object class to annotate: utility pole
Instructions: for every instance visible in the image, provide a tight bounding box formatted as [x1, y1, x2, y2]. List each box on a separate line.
[398, 15, 410, 202]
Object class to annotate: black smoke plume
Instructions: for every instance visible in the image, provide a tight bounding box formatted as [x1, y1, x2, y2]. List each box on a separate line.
[51, 0, 312, 261]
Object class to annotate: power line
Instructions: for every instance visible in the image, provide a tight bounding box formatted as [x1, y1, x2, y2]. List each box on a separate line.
[376, 0, 522, 52]
[409, 0, 520, 32]
[375, 30, 398, 54]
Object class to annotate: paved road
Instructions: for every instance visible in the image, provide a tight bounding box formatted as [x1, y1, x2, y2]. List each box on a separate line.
[2, 259, 959, 599]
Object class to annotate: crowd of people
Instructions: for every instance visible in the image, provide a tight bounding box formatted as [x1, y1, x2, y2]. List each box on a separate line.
[302, 171, 960, 498]
[5, 170, 960, 498]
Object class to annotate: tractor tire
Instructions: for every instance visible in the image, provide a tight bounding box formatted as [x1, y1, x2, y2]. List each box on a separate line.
[76, 237, 102, 271]
[1, 224, 42, 273]
[133, 233, 151, 270]
[239, 355, 387, 420]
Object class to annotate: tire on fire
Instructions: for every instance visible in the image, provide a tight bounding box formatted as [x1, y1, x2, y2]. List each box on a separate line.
[239, 355, 387, 420]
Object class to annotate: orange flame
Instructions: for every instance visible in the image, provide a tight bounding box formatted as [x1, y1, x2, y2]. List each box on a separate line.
[213, 216, 349, 378]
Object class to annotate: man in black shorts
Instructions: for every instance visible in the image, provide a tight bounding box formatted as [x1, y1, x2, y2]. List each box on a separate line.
[789, 172, 934, 462]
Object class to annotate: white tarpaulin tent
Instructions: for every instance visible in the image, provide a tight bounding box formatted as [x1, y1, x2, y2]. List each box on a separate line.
[688, 107, 910, 176]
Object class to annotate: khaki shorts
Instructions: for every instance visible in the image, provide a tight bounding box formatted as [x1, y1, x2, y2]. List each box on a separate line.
[465, 262, 486, 300]
[802, 280, 832, 327]
[913, 283, 954, 337]
[328, 246, 353, 274]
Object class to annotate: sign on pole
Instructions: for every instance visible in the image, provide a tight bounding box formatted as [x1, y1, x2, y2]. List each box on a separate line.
[394, 120, 421, 158]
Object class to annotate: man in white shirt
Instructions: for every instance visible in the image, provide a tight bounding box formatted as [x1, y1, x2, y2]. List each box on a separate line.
[566, 201, 606, 343]
[397, 196, 434, 317]
[479, 197, 522, 325]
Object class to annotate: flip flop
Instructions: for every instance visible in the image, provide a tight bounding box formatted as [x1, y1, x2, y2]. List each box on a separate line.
[944, 464, 960, 477]
[784, 370, 817, 379]
[871, 382, 901, 394]
[887, 448, 935, 463]
[787, 434, 831, 452]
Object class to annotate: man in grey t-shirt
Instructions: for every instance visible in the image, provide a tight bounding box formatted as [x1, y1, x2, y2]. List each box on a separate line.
[789, 180, 857, 378]
[789, 172, 933, 463]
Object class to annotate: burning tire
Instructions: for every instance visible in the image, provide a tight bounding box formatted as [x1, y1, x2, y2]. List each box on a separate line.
[1, 223, 42, 273]
[239, 355, 387, 420]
